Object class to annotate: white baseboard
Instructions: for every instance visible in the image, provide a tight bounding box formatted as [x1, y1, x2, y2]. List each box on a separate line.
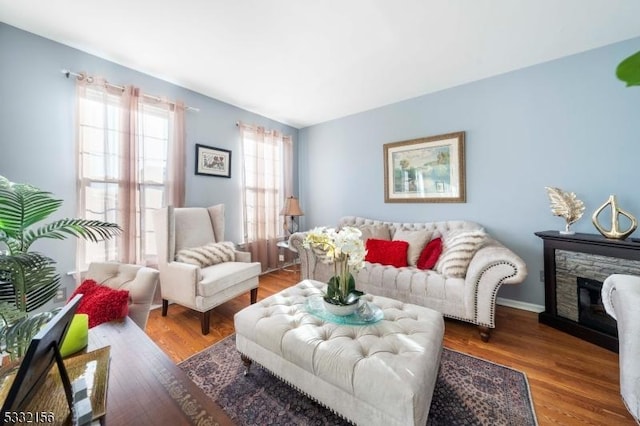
[496, 297, 545, 313]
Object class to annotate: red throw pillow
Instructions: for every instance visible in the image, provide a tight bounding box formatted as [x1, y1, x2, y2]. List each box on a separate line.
[417, 237, 443, 270]
[365, 239, 409, 267]
[69, 279, 130, 328]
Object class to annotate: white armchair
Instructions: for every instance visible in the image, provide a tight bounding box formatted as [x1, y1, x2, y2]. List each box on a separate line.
[602, 274, 640, 423]
[84, 262, 159, 330]
[153, 205, 261, 334]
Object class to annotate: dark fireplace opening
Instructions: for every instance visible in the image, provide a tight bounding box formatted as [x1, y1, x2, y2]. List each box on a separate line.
[576, 277, 617, 338]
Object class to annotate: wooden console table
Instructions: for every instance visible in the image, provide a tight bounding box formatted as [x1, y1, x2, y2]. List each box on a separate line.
[87, 318, 234, 425]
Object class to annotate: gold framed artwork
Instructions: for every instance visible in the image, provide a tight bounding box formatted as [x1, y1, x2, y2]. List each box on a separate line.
[195, 144, 231, 178]
[384, 131, 466, 203]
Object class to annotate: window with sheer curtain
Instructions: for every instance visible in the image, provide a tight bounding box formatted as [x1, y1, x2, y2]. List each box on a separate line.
[76, 77, 185, 270]
[239, 123, 293, 271]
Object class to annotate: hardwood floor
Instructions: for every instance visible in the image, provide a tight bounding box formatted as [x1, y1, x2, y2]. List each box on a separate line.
[145, 269, 635, 425]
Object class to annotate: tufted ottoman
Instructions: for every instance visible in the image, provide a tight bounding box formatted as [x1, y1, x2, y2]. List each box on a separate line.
[234, 279, 444, 426]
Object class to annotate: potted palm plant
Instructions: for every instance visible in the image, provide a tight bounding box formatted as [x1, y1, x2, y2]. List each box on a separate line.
[0, 175, 121, 359]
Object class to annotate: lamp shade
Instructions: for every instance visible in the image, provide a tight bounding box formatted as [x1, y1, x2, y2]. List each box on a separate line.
[280, 196, 304, 217]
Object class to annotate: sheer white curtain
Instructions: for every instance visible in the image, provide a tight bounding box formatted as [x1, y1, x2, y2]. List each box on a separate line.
[75, 76, 185, 270]
[239, 123, 293, 271]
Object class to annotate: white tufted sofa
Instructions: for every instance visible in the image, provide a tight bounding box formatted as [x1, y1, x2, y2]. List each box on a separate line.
[290, 216, 528, 342]
[234, 279, 444, 426]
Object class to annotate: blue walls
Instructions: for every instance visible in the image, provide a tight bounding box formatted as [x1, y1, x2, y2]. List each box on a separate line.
[0, 23, 298, 302]
[298, 37, 640, 307]
[3, 21, 640, 308]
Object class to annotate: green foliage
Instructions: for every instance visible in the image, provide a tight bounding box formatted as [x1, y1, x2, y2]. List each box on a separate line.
[616, 50, 640, 87]
[0, 175, 122, 313]
[325, 273, 362, 305]
[4, 309, 59, 361]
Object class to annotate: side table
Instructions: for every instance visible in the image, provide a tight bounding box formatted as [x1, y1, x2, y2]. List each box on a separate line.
[277, 240, 298, 273]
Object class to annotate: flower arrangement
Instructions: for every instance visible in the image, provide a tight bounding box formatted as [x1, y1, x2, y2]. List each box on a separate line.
[303, 226, 366, 307]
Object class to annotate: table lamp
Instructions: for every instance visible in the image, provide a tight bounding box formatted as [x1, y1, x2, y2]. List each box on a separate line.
[280, 196, 304, 236]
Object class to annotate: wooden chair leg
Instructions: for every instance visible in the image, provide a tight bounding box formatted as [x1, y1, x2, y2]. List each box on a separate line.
[201, 310, 211, 335]
[478, 326, 491, 342]
[241, 354, 252, 376]
[250, 288, 258, 304]
[162, 299, 169, 316]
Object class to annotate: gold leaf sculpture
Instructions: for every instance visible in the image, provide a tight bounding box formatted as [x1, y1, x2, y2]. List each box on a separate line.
[592, 194, 638, 240]
[545, 187, 586, 234]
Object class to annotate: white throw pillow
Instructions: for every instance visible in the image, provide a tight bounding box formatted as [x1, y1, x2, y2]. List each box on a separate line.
[176, 241, 236, 267]
[436, 229, 486, 277]
[392, 228, 433, 266]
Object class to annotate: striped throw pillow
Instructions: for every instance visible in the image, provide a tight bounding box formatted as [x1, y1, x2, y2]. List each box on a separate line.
[435, 229, 486, 278]
[175, 241, 236, 267]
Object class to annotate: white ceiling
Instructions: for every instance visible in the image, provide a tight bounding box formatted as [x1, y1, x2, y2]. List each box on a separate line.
[2, 1, 640, 128]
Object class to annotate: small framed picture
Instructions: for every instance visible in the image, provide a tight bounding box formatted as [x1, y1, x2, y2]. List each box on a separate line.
[195, 144, 231, 178]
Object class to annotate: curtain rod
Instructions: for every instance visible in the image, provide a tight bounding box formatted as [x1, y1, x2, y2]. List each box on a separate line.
[61, 69, 199, 112]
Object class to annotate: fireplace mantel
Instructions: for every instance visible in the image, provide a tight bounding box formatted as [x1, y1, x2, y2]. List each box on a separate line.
[535, 231, 640, 352]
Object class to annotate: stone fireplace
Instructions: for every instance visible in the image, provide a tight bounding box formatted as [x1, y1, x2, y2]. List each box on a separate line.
[536, 231, 640, 352]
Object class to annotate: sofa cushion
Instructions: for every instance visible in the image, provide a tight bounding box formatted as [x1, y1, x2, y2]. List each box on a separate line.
[365, 239, 409, 267]
[70, 279, 130, 328]
[198, 261, 262, 297]
[417, 237, 443, 270]
[393, 229, 433, 266]
[358, 224, 391, 242]
[436, 229, 486, 278]
[176, 241, 236, 267]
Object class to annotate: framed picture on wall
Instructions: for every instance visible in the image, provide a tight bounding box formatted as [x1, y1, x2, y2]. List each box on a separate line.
[383, 131, 465, 203]
[195, 144, 231, 178]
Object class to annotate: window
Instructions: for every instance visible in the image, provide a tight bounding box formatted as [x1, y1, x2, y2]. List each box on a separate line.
[239, 124, 293, 270]
[76, 80, 184, 269]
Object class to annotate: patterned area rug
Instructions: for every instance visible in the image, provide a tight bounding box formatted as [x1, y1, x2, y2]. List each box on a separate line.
[178, 335, 537, 426]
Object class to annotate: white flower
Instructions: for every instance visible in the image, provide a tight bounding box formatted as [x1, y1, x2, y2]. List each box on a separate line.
[303, 226, 367, 303]
[303, 226, 366, 271]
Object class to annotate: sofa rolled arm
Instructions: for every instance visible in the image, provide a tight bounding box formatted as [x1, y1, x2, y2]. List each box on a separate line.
[289, 232, 311, 276]
[289, 232, 335, 283]
[465, 238, 528, 328]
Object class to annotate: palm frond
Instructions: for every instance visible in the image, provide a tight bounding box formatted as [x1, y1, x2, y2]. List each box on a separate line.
[0, 301, 26, 327]
[4, 309, 59, 360]
[0, 279, 16, 307]
[0, 182, 61, 239]
[24, 219, 122, 249]
[0, 252, 60, 312]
